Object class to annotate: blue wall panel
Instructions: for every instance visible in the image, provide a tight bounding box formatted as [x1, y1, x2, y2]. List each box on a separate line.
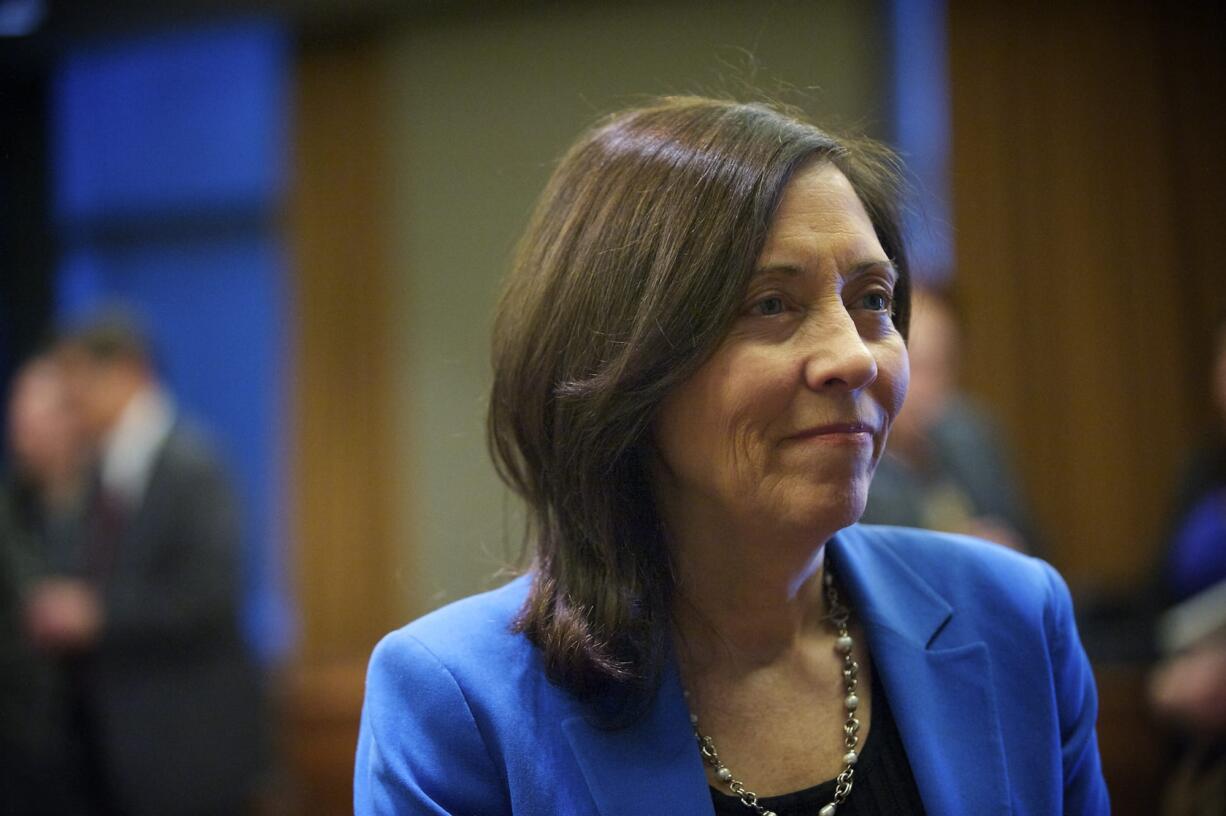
[54, 19, 288, 223]
[890, 0, 954, 285]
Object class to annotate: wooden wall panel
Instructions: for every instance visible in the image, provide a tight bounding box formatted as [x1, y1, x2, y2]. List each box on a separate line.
[945, 6, 1226, 814]
[290, 42, 403, 665]
[285, 41, 403, 816]
[947, 0, 1226, 589]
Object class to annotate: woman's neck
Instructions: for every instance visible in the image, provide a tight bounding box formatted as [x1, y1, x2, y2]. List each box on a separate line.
[671, 519, 836, 668]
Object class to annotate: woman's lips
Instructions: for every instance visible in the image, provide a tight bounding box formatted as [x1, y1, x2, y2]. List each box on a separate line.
[786, 421, 875, 443]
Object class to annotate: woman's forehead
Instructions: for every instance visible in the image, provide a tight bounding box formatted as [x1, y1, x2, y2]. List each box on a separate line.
[754, 169, 889, 281]
[769, 164, 875, 236]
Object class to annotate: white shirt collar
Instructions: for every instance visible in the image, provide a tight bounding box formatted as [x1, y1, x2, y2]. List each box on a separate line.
[99, 385, 176, 508]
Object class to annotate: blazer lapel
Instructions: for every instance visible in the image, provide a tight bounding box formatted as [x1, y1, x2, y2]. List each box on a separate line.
[563, 660, 713, 816]
[831, 528, 1012, 816]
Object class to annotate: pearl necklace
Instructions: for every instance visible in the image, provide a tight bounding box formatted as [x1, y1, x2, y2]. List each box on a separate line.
[686, 566, 861, 816]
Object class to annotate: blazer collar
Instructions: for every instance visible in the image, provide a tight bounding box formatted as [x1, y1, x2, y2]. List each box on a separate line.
[827, 525, 953, 648]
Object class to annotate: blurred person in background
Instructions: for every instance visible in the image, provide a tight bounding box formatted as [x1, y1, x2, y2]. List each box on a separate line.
[23, 309, 265, 816]
[1149, 315, 1226, 816]
[1, 354, 88, 814]
[1161, 315, 1226, 605]
[861, 287, 1037, 553]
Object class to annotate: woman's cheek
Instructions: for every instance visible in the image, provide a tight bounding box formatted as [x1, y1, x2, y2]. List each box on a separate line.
[881, 340, 910, 421]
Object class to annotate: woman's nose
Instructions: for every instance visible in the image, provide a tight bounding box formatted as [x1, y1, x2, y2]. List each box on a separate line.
[800, 313, 878, 393]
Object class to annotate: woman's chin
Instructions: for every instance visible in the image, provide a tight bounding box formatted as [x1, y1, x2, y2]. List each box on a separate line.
[771, 481, 869, 538]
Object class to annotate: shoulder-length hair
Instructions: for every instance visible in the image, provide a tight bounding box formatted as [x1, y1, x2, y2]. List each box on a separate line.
[488, 97, 911, 717]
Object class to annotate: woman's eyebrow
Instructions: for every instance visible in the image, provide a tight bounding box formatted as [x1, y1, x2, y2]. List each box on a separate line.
[751, 263, 805, 279]
[751, 259, 898, 281]
[848, 259, 899, 282]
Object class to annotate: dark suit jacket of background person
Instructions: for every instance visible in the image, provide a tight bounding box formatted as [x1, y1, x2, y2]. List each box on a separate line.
[355, 525, 1110, 816]
[0, 476, 77, 814]
[71, 423, 266, 816]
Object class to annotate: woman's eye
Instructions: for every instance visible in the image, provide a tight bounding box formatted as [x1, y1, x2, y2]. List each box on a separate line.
[750, 296, 786, 316]
[860, 292, 892, 312]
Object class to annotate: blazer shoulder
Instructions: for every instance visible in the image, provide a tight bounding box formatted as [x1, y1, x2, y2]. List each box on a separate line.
[359, 581, 529, 815]
[849, 524, 1057, 612]
[371, 575, 533, 684]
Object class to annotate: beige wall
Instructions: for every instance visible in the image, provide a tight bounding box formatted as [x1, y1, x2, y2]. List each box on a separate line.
[379, 0, 890, 613]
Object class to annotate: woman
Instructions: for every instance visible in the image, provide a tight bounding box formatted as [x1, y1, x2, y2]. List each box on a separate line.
[355, 97, 1109, 815]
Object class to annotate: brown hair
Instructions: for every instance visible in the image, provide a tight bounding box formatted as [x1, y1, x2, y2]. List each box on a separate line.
[58, 306, 154, 368]
[488, 97, 910, 717]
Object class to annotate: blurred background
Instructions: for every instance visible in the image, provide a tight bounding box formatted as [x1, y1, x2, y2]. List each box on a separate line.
[1, 0, 1224, 814]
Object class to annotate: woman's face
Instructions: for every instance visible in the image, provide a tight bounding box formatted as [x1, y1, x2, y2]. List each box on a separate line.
[653, 161, 909, 540]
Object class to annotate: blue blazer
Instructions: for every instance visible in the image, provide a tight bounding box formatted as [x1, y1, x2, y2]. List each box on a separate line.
[355, 525, 1110, 815]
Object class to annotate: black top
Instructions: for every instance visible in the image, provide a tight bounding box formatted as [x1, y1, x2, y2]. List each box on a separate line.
[710, 669, 927, 816]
